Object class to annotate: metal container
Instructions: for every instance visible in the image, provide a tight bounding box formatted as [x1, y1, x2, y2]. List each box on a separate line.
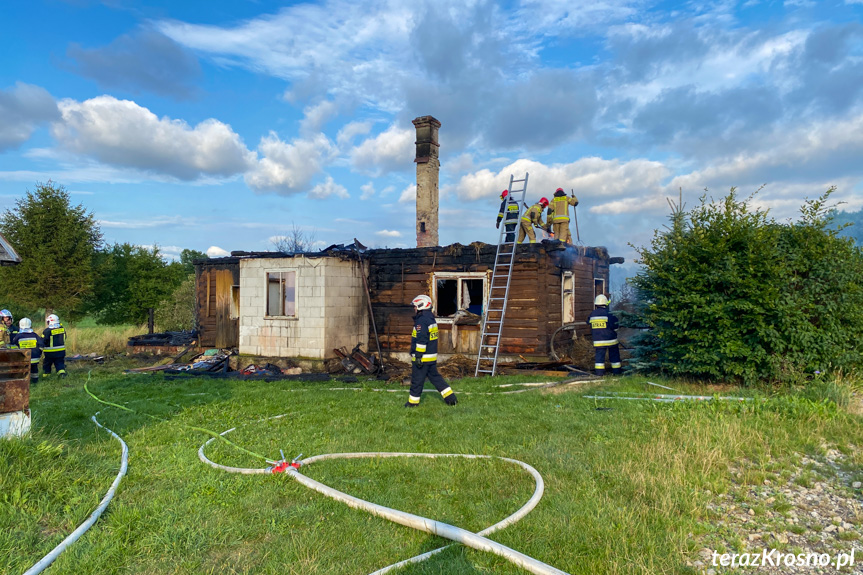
[0, 349, 31, 437]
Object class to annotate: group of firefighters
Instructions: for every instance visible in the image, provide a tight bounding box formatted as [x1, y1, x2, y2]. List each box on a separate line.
[406, 185, 622, 406]
[496, 187, 580, 244]
[0, 310, 66, 384]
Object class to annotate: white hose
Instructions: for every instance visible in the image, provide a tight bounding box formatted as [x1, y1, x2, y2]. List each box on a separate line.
[198, 430, 569, 575]
[23, 413, 128, 575]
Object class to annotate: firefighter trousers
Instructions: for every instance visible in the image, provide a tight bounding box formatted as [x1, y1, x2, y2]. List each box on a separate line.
[594, 344, 622, 376]
[408, 362, 452, 404]
[517, 221, 536, 243]
[552, 222, 572, 244]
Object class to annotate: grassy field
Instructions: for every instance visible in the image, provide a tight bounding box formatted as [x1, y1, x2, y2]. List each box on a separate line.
[2, 366, 861, 575]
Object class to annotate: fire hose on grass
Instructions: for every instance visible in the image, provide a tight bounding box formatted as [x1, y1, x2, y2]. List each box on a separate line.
[25, 377, 572, 575]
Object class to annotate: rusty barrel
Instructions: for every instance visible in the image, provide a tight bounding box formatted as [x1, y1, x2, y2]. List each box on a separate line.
[0, 349, 31, 437]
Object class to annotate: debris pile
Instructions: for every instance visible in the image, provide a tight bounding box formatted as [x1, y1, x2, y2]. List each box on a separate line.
[128, 331, 197, 347]
[332, 344, 380, 375]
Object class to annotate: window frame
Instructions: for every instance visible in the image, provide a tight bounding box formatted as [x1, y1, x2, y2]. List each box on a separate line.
[431, 271, 489, 324]
[264, 270, 297, 318]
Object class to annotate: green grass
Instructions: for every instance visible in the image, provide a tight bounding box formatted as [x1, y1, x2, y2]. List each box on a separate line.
[1, 370, 861, 574]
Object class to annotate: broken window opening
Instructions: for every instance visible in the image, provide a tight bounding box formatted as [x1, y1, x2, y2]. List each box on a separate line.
[230, 285, 240, 320]
[594, 278, 606, 300]
[562, 271, 575, 324]
[432, 273, 487, 322]
[266, 271, 296, 317]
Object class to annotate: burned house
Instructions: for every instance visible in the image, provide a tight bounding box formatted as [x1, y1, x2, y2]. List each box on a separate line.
[193, 115, 623, 363]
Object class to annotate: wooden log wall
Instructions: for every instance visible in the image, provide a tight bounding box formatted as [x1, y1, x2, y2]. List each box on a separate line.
[365, 242, 612, 358]
[195, 259, 240, 348]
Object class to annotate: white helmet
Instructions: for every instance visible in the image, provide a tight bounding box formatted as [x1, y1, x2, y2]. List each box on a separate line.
[19, 318, 31, 330]
[47, 313, 60, 328]
[411, 294, 432, 310]
[594, 294, 609, 306]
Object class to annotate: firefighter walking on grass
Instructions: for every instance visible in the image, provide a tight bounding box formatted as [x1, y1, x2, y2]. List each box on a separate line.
[587, 295, 622, 376]
[550, 188, 579, 244]
[518, 197, 550, 244]
[406, 295, 457, 407]
[42, 313, 67, 378]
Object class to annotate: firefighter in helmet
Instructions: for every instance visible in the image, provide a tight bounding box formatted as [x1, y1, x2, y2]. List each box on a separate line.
[406, 295, 457, 407]
[519, 197, 550, 244]
[587, 294, 622, 376]
[495, 189, 520, 243]
[0, 309, 18, 347]
[550, 188, 579, 244]
[42, 313, 67, 378]
[12, 318, 42, 384]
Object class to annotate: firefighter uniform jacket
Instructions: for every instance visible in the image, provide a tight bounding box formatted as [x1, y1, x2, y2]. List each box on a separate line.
[12, 331, 43, 364]
[43, 324, 66, 356]
[410, 309, 439, 363]
[551, 190, 579, 223]
[496, 198, 520, 226]
[521, 203, 548, 228]
[587, 306, 619, 347]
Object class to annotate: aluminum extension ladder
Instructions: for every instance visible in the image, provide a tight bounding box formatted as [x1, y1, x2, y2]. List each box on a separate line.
[475, 172, 529, 377]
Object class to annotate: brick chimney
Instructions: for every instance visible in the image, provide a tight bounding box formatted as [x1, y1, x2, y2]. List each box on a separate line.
[413, 115, 440, 248]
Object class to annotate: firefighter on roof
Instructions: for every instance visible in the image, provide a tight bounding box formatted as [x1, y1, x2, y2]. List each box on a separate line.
[519, 197, 550, 244]
[550, 188, 579, 244]
[587, 294, 622, 376]
[42, 313, 67, 378]
[406, 295, 458, 407]
[12, 318, 42, 384]
[495, 189, 520, 243]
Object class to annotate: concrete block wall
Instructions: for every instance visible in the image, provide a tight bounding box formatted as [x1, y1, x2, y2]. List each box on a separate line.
[238, 257, 367, 359]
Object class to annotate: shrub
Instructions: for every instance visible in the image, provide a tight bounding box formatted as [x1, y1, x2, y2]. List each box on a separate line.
[630, 188, 863, 385]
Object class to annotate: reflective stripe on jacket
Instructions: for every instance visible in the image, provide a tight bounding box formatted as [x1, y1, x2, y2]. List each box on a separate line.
[551, 193, 578, 222]
[587, 307, 619, 347]
[43, 325, 66, 353]
[521, 203, 546, 225]
[410, 309, 439, 363]
[12, 332, 43, 363]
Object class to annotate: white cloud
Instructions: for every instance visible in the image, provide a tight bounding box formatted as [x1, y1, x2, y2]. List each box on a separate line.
[53, 96, 255, 180]
[455, 157, 670, 205]
[245, 132, 336, 193]
[207, 245, 230, 257]
[375, 229, 402, 237]
[0, 83, 60, 151]
[99, 215, 191, 228]
[336, 120, 373, 147]
[300, 99, 338, 134]
[308, 176, 349, 199]
[350, 123, 414, 175]
[360, 182, 375, 200]
[398, 183, 416, 204]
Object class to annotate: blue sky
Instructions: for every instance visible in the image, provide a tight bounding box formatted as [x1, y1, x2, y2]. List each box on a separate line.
[2, 0, 863, 265]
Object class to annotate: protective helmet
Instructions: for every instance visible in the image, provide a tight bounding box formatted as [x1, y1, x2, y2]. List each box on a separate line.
[500, 189, 509, 200]
[19, 318, 31, 330]
[411, 295, 432, 310]
[594, 294, 609, 306]
[556, 187, 564, 193]
[539, 197, 549, 207]
[46, 313, 60, 327]
[0, 309, 11, 319]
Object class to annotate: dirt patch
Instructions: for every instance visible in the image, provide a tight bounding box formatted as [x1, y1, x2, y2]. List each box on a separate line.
[692, 446, 863, 574]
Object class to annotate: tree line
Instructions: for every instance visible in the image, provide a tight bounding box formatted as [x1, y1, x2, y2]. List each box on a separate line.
[0, 182, 205, 330]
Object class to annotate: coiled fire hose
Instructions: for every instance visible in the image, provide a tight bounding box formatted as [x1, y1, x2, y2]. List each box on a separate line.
[25, 378, 571, 575]
[198, 424, 569, 575]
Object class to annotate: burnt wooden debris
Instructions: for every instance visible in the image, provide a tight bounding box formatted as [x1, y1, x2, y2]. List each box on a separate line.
[195, 257, 240, 348]
[0, 350, 30, 413]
